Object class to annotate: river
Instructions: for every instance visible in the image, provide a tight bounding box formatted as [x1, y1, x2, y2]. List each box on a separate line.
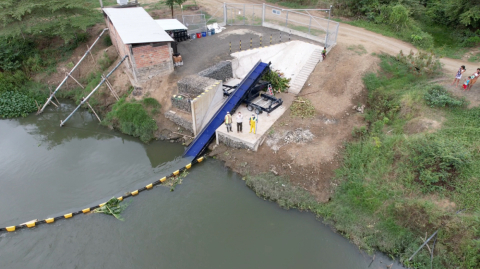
[0, 102, 403, 268]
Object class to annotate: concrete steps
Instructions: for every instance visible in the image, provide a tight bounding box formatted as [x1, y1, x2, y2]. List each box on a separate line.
[288, 49, 322, 95]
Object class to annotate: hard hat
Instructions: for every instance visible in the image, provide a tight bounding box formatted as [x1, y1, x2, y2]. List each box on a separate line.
[227, 111, 230, 114]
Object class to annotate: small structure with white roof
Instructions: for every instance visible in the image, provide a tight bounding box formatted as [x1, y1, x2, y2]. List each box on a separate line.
[103, 7, 174, 83]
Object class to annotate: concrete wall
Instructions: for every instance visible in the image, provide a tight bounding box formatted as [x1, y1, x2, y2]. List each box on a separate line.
[198, 61, 233, 82]
[262, 22, 325, 45]
[190, 81, 223, 136]
[131, 43, 173, 82]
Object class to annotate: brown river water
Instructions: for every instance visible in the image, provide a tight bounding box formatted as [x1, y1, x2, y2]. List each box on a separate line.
[0, 101, 404, 268]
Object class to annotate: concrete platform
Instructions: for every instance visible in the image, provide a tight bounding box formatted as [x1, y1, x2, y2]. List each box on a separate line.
[215, 93, 293, 151]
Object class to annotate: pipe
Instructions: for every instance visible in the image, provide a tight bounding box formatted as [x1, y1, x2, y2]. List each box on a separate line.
[60, 55, 128, 127]
[38, 28, 109, 114]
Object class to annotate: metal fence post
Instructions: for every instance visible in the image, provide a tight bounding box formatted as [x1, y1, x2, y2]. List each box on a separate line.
[243, 4, 246, 25]
[308, 17, 311, 35]
[262, 3, 265, 26]
[335, 23, 339, 43]
[286, 11, 288, 27]
[224, 3, 227, 25]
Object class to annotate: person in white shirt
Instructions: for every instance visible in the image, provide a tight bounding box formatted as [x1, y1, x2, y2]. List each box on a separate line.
[236, 112, 243, 133]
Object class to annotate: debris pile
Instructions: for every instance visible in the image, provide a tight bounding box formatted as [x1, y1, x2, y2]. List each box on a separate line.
[266, 128, 314, 153]
[284, 128, 314, 144]
[352, 104, 365, 113]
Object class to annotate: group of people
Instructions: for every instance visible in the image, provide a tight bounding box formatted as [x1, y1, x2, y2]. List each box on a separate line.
[224, 111, 258, 134]
[452, 65, 479, 91]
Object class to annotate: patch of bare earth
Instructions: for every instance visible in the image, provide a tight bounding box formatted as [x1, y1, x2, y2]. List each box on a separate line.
[211, 43, 375, 202]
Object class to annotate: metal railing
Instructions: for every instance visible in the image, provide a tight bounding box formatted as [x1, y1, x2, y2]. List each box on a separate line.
[223, 3, 339, 48]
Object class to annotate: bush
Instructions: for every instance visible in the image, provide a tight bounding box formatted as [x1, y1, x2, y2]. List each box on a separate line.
[103, 35, 112, 47]
[262, 69, 291, 93]
[0, 91, 37, 118]
[103, 98, 158, 143]
[410, 30, 434, 49]
[408, 136, 471, 192]
[424, 85, 467, 108]
[397, 50, 442, 76]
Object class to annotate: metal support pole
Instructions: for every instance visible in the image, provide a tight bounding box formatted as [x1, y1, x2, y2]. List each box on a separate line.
[99, 0, 103, 8]
[240, 40, 241, 51]
[408, 230, 439, 262]
[60, 55, 128, 127]
[39, 28, 108, 114]
[250, 38, 252, 49]
[262, 3, 265, 26]
[270, 34, 272, 45]
[260, 36, 262, 46]
[286, 11, 288, 27]
[229, 41, 231, 53]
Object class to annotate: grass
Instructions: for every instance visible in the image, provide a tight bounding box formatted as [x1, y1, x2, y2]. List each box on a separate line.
[347, 44, 367, 55]
[250, 54, 480, 268]
[468, 52, 480, 63]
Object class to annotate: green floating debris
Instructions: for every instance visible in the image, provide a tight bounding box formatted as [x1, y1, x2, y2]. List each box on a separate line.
[93, 197, 130, 221]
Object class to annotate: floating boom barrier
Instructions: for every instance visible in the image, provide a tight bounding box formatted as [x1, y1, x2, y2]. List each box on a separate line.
[0, 156, 205, 234]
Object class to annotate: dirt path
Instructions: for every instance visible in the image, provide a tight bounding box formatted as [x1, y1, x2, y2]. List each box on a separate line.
[197, 0, 467, 76]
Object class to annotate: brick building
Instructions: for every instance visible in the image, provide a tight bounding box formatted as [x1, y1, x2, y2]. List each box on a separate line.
[103, 7, 174, 83]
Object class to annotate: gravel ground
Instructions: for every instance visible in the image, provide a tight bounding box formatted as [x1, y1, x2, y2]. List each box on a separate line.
[174, 25, 321, 78]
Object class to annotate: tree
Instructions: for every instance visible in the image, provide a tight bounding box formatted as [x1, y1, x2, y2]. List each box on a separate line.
[163, 0, 186, 19]
[0, 0, 100, 42]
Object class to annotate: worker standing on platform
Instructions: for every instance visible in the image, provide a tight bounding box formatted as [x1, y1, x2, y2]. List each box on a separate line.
[224, 111, 233, 132]
[249, 114, 257, 134]
[236, 111, 243, 133]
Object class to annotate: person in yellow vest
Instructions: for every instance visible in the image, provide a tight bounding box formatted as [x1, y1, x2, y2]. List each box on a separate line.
[249, 114, 257, 134]
[224, 111, 232, 132]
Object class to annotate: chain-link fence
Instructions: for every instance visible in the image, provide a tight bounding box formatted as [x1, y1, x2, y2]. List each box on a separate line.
[225, 3, 263, 26]
[179, 14, 207, 35]
[222, 3, 339, 48]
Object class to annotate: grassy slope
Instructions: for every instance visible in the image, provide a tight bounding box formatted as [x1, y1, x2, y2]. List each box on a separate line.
[247, 55, 480, 268]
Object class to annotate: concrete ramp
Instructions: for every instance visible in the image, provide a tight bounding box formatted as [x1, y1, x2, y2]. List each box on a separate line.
[231, 41, 322, 94]
[289, 49, 322, 94]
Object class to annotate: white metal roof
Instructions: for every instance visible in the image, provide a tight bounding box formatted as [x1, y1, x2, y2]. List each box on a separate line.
[155, 19, 188, 31]
[103, 7, 173, 44]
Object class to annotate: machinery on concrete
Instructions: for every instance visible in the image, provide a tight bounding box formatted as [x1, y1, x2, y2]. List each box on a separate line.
[184, 61, 271, 158]
[223, 81, 283, 115]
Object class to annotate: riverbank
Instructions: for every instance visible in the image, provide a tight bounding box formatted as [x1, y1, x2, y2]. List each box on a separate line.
[211, 51, 480, 268]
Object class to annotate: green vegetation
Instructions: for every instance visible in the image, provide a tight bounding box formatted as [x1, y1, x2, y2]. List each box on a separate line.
[0, 91, 37, 118]
[262, 70, 291, 92]
[468, 52, 480, 63]
[424, 85, 466, 108]
[93, 197, 130, 221]
[103, 98, 159, 143]
[330, 0, 480, 56]
[252, 54, 480, 268]
[290, 97, 315, 118]
[0, 0, 102, 42]
[246, 173, 316, 210]
[347, 44, 367, 55]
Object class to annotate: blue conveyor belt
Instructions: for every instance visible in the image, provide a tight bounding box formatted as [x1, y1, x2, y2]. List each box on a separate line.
[184, 61, 269, 158]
